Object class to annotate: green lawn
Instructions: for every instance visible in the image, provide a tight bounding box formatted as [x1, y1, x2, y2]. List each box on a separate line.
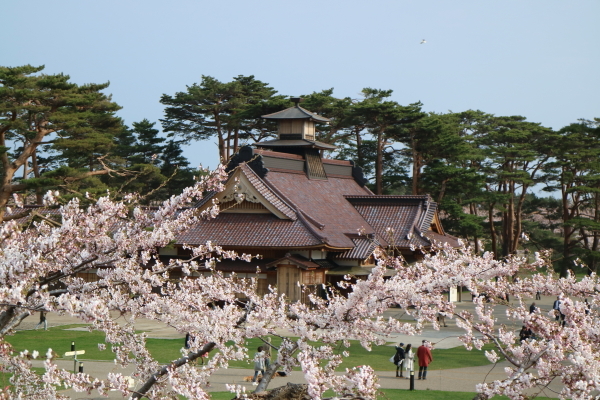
[6, 326, 498, 372]
[5, 325, 186, 363]
[3, 328, 552, 399]
[231, 337, 499, 371]
[208, 389, 555, 400]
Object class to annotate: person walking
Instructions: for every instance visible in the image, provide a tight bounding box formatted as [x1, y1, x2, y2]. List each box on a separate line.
[393, 342, 405, 377]
[251, 346, 266, 383]
[416, 340, 433, 380]
[264, 337, 272, 370]
[404, 343, 414, 379]
[553, 296, 565, 326]
[529, 302, 537, 314]
[437, 312, 448, 327]
[34, 311, 47, 331]
[584, 299, 591, 315]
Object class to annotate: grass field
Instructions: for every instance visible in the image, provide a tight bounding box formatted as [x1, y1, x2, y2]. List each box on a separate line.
[207, 389, 555, 400]
[6, 325, 498, 371]
[4, 327, 556, 399]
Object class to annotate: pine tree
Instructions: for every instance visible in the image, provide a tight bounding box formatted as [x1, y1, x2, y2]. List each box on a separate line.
[0, 65, 122, 220]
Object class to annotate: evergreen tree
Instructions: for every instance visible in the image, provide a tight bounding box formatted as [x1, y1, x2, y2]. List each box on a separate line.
[350, 89, 424, 194]
[546, 119, 600, 276]
[0, 65, 122, 220]
[129, 119, 166, 165]
[158, 139, 195, 198]
[160, 75, 280, 162]
[479, 116, 553, 257]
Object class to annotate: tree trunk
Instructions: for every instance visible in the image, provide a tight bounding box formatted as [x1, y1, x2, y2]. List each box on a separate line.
[354, 128, 363, 167]
[32, 150, 44, 205]
[488, 199, 498, 259]
[561, 180, 575, 278]
[238, 383, 310, 400]
[591, 192, 600, 274]
[234, 127, 240, 155]
[375, 131, 384, 195]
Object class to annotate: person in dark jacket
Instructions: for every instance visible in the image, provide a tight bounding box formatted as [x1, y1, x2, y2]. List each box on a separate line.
[519, 326, 532, 342]
[394, 342, 405, 377]
[529, 302, 537, 314]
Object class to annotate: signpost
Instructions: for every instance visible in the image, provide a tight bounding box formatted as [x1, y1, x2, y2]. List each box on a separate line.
[64, 341, 85, 373]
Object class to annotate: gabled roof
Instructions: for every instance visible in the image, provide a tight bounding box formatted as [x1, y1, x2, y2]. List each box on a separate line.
[261, 105, 330, 123]
[263, 170, 375, 249]
[239, 163, 297, 220]
[195, 163, 297, 220]
[344, 195, 457, 250]
[179, 149, 459, 255]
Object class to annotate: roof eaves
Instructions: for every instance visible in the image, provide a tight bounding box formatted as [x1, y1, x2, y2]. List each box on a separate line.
[193, 191, 217, 208]
[261, 106, 330, 123]
[265, 254, 324, 270]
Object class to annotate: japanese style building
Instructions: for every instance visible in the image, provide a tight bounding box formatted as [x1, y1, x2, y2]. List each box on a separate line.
[163, 99, 460, 302]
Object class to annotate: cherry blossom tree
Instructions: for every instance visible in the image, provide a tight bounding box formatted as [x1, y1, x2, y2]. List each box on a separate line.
[0, 165, 599, 400]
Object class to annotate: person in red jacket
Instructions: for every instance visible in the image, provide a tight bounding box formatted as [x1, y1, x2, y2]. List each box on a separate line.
[416, 340, 433, 380]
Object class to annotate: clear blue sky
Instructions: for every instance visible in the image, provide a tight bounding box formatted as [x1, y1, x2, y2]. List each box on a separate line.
[3, 0, 599, 169]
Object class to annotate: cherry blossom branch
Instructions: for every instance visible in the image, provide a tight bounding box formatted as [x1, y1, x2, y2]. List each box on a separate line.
[131, 300, 255, 399]
[131, 342, 217, 400]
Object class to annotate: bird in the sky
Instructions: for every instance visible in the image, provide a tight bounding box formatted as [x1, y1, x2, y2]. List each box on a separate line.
[420, 39, 426, 44]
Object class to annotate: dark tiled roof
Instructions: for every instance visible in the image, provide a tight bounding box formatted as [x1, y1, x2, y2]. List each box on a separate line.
[175, 213, 322, 247]
[239, 164, 297, 220]
[425, 230, 462, 248]
[334, 237, 380, 260]
[261, 105, 330, 122]
[266, 254, 327, 270]
[179, 153, 459, 255]
[3, 206, 61, 224]
[346, 196, 436, 249]
[255, 139, 337, 151]
[311, 259, 339, 269]
[193, 191, 217, 208]
[263, 172, 375, 249]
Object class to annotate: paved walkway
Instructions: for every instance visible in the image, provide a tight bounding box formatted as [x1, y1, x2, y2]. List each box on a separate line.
[20, 295, 565, 399]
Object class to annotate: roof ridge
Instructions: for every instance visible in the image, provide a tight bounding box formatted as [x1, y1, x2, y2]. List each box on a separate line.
[256, 168, 331, 244]
[297, 208, 325, 230]
[408, 196, 430, 238]
[295, 208, 328, 244]
[416, 196, 430, 230]
[239, 164, 297, 220]
[344, 195, 431, 200]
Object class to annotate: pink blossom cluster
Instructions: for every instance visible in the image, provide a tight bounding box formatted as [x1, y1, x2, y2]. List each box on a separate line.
[0, 166, 599, 399]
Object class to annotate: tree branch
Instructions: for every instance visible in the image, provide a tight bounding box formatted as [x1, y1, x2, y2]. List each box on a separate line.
[131, 301, 256, 399]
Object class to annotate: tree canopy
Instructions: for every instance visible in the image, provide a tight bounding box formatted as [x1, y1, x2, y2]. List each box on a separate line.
[0, 65, 122, 219]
